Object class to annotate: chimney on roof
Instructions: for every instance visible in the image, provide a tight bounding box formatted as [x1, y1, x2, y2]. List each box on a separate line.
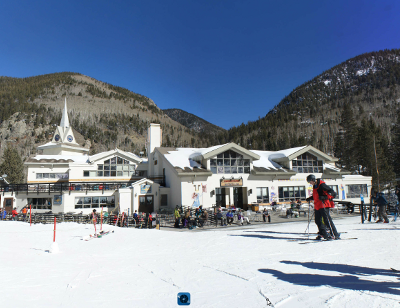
[147, 123, 162, 155]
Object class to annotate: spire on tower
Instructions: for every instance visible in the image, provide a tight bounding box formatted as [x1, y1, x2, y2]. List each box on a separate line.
[60, 97, 70, 128]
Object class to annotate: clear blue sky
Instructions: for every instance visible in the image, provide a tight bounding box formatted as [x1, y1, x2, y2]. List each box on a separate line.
[0, 1, 399, 130]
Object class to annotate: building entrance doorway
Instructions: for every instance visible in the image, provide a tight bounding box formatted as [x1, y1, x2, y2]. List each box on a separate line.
[3, 198, 13, 214]
[138, 195, 154, 213]
[233, 187, 244, 208]
[216, 188, 228, 207]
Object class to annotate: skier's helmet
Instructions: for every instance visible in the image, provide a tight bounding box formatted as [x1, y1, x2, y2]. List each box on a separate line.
[306, 174, 316, 183]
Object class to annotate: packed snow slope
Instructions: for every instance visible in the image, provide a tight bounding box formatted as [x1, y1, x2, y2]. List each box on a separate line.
[0, 216, 399, 308]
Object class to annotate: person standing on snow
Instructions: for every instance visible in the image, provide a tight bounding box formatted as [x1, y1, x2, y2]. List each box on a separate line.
[374, 192, 389, 223]
[174, 205, 181, 228]
[306, 174, 340, 240]
[12, 208, 18, 221]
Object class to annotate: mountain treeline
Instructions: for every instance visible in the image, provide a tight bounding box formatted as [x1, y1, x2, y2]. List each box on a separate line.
[219, 49, 400, 189]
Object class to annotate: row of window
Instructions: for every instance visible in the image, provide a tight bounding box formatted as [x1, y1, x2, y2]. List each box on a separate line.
[278, 186, 307, 202]
[74, 196, 115, 209]
[84, 170, 136, 177]
[211, 166, 250, 174]
[104, 157, 131, 165]
[27, 198, 52, 210]
[276, 184, 366, 202]
[97, 165, 135, 171]
[36, 173, 69, 179]
[292, 167, 323, 173]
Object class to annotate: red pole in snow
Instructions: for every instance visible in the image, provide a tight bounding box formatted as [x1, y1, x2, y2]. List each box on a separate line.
[53, 216, 56, 242]
[30, 204, 32, 226]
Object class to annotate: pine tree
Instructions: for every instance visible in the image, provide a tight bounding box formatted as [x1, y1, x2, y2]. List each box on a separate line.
[0, 146, 25, 184]
[391, 110, 400, 177]
[335, 103, 357, 171]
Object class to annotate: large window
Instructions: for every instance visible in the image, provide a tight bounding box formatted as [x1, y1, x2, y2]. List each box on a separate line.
[346, 184, 368, 199]
[84, 156, 136, 177]
[328, 185, 339, 197]
[74, 196, 115, 209]
[292, 152, 323, 173]
[278, 186, 306, 202]
[27, 198, 52, 210]
[210, 150, 250, 174]
[256, 187, 269, 203]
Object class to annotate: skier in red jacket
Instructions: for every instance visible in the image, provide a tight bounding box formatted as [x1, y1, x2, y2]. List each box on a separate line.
[306, 175, 340, 240]
[12, 208, 18, 221]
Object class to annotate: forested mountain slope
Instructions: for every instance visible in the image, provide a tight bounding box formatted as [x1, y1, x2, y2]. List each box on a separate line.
[0, 73, 212, 160]
[225, 49, 400, 186]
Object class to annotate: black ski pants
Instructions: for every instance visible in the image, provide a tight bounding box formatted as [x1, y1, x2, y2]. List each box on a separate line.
[315, 208, 339, 239]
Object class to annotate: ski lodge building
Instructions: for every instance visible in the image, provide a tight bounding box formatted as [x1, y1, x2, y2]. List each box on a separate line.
[0, 101, 372, 215]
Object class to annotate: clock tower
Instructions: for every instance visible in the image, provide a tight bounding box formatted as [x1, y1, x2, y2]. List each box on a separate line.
[37, 98, 88, 155]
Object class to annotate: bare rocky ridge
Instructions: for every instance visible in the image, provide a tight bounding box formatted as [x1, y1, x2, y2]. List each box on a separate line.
[163, 108, 226, 135]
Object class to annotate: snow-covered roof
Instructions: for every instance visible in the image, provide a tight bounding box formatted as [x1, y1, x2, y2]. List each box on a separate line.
[324, 163, 340, 172]
[29, 154, 90, 164]
[164, 148, 204, 170]
[251, 150, 284, 170]
[267, 146, 307, 160]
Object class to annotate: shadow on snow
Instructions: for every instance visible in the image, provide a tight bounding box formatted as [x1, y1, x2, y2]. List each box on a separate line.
[259, 261, 400, 296]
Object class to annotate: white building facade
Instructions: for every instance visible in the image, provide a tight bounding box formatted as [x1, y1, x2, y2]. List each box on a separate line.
[0, 104, 372, 215]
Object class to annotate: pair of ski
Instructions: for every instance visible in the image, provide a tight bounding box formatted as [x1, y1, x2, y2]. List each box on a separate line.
[298, 237, 357, 244]
[83, 230, 114, 241]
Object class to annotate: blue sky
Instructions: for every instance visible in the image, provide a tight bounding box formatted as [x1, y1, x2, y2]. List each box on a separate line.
[0, 1, 399, 130]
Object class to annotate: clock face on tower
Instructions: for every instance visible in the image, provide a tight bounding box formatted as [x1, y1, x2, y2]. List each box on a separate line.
[67, 135, 73, 142]
[54, 134, 60, 142]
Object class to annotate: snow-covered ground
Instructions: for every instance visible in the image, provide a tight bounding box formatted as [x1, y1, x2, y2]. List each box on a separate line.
[0, 216, 399, 308]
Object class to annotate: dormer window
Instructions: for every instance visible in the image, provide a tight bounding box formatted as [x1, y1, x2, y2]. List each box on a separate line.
[84, 156, 136, 178]
[292, 152, 323, 173]
[211, 150, 250, 174]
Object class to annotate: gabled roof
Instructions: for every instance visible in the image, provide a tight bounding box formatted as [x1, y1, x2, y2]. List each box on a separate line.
[89, 148, 143, 164]
[131, 178, 154, 187]
[201, 143, 260, 160]
[270, 145, 338, 163]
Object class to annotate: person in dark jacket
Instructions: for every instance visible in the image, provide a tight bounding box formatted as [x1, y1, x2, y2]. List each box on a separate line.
[306, 174, 340, 240]
[262, 208, 271, 222]
[216, 210, 226, 226]
[374, 192, 389, 223]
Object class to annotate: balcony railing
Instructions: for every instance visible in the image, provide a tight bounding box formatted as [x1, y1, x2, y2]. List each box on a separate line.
[0, 175, 165, 194]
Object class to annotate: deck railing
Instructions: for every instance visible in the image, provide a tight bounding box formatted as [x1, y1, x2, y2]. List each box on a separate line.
[0, 175, 165, 195]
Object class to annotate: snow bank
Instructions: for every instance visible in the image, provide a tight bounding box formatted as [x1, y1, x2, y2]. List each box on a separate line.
[0, 217, 399, 307]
